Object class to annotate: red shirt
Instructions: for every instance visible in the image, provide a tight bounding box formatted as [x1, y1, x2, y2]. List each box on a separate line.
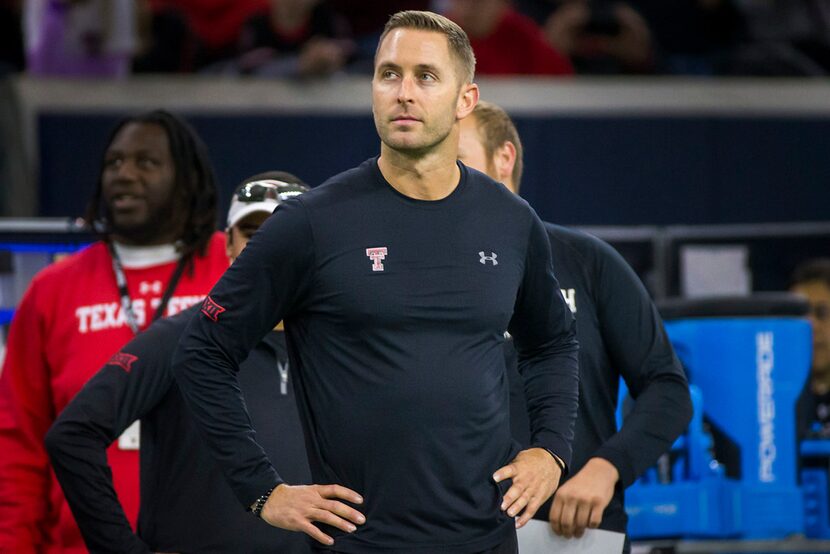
[0, 234, 227, 553]
[467, 8, 574, 76]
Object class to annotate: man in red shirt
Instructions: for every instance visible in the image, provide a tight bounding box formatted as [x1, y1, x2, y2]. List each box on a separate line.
[0, 110, 229, 553]
[447, 0, 574, 75]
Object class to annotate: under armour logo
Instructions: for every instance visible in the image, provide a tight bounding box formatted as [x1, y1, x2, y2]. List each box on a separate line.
[139, 280, 162, 295]
[201, 296, 226, 322]
[366, 247, 388, 272]
[479, 251, 498, 266]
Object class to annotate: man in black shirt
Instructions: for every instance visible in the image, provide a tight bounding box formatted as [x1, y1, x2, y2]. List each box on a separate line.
[459, 100, 693, 549]
[172, 10, 579, 554]
[45, 173, 313, 554]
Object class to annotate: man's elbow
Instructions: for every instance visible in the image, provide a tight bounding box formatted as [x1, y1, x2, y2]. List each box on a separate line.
[678, 383, 694, 429]
[43, 421, 71, 463]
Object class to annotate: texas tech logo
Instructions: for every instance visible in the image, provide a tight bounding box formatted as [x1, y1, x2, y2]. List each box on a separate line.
[107, 352, 138, 373]
[201, 296, 226, 322]
[366, 247, 388, 272]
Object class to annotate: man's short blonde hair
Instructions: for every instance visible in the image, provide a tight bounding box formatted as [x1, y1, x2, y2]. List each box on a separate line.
[376, 10, 476, 85]
[472, 101, 524, 191]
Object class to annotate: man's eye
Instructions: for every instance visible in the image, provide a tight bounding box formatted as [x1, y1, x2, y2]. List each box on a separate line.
[137, 157, 159, 168]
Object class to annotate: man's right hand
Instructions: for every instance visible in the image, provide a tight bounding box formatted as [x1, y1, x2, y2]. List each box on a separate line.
[260, 484, 366, 546]
[549, 457, 618, 538]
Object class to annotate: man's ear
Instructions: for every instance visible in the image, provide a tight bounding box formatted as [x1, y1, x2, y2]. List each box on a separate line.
[225, 228, 233, 259]
[456, 82, 480, 121]
[493, 141, 517, 192]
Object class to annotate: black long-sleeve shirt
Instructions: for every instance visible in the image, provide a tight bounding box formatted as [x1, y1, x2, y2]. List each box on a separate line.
[172, 159, 579, 553]
[508, 224, 693, 533]
[45, 305, 311, 554]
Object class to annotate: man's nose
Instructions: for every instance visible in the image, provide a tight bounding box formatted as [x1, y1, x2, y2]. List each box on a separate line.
[113, 158, 140, 180]
[397, 76, 415, 104]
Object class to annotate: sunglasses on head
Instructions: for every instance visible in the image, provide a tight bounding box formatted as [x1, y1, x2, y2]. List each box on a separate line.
[235, 180, 304, 203]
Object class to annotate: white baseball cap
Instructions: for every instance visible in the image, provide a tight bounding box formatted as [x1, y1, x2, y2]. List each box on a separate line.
[227, 174, 309, 228]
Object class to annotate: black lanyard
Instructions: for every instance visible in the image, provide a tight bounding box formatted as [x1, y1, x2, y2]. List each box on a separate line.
[109, 244, 187, 334]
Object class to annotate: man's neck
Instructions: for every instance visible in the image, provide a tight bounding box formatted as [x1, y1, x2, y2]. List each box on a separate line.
[377, 142, 461, 201]
[813, 370, 830, 395]
[111, 241, 179, 269]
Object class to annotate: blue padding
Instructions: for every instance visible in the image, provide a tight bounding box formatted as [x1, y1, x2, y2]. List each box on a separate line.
[0, 309, 14, 325]
[802, 440, 830, 457]
[0, 242, 89, 254]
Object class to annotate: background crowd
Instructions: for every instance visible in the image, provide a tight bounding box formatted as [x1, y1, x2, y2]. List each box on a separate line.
[0, 0, 828, 78]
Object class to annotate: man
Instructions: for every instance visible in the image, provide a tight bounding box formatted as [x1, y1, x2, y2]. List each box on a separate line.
[173, 11, 578, 554]
[45, 173, 313, 554]
[791, 259, 830, 438]
[458, 100, 692, 549]
[0, 110, 228, 553]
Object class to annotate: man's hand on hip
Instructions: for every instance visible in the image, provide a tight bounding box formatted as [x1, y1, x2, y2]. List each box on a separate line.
[261, 483, 366, 546]
[493, 447, 562, 528]
[549, 457, 619, 538]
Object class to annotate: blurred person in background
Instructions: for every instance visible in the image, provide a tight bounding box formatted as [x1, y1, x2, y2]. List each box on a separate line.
[458, 100, 693, 553]
[46, 173, 313, 554]
[730, 0, 830, 76]
[446, 0, 574, 75]
[519, 0, 743, 75]
[0, 0, 24, 75]
[621, 0, 743, 75]
[327, 0, 429, 73]
[792, 259, 830, 439]
[133, 0, 268, 72]
[24, 0, 138, 77]
[211, 0, 354, 78]
[526, 0, 655, 74]
[0, 110, 228, 553]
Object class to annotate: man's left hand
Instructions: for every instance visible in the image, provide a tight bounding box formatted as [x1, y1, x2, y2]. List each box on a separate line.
[493, 448, 562, 528]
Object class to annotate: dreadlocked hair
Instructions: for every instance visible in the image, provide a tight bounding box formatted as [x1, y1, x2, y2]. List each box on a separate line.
[84, 110, 219, 269]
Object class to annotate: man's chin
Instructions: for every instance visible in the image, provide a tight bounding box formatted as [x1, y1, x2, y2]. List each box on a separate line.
[381, 135, 444, 158]
[814, 356, 830, 375]
[110, 221, 164, 245]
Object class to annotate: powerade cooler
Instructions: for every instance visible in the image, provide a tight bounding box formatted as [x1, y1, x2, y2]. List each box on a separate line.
[625, 294, 811, 540]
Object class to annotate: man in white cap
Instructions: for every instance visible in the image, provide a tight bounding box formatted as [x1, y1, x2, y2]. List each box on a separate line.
[45, 172, 314, 554]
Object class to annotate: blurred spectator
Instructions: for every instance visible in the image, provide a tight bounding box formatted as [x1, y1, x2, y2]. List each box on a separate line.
[212, 0, 353, 77]
[520, 0, 654, 74]
[625, 0, 743, 75]
[730, 0, 830, 76]
[792, 259, 830, 438]
[132, 0, 191, 72]
[446, 0, 574, 75]
[0, 0, 24, 74]
[330, 0, 428, 36]
[24, 0, 138, 77]
[135, 0, 268, 72]
[328, 0, 429, 73]
[0, 109, 228, 553]
[519, 0, 744, 75]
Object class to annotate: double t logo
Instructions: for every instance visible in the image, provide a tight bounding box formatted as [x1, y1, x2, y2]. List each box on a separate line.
[366, 247, 388, 272]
